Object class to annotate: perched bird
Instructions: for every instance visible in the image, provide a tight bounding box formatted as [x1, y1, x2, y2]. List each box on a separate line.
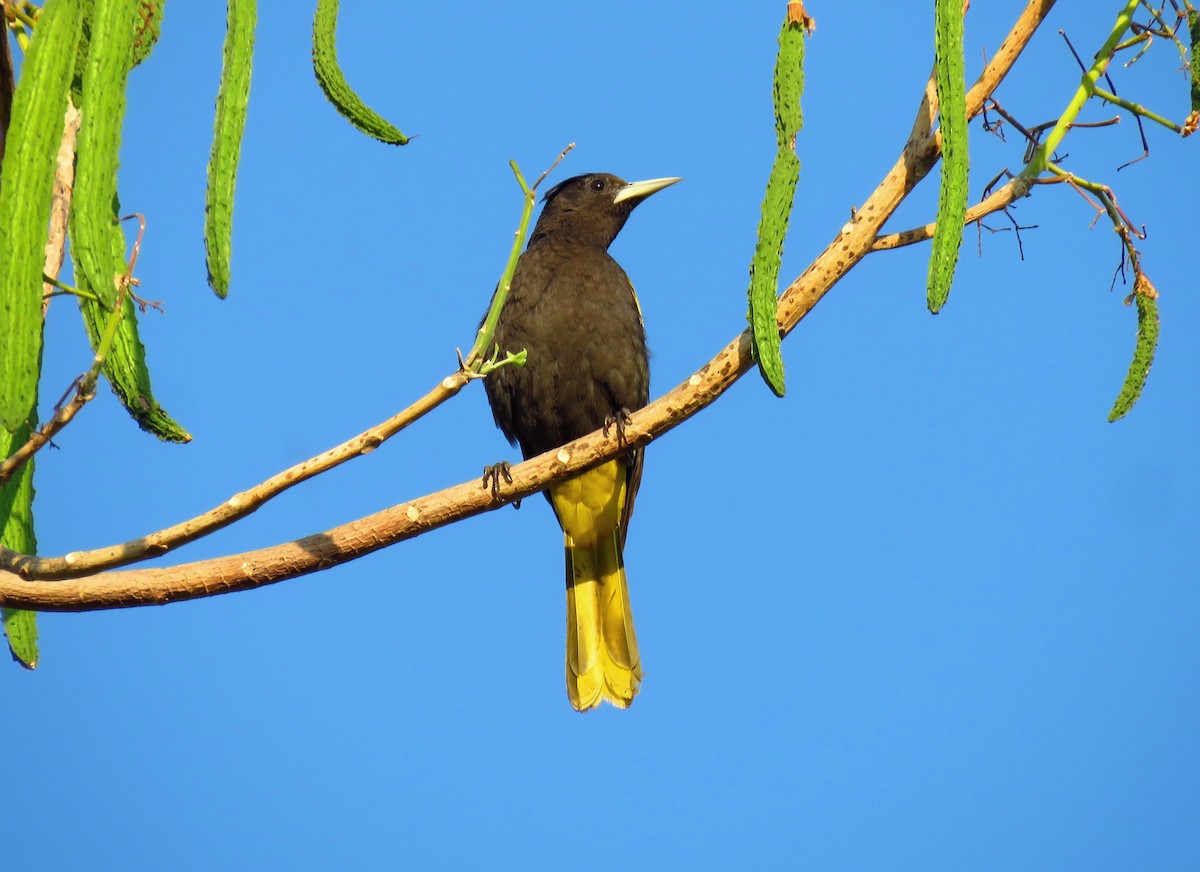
[482, 172, 680, 711]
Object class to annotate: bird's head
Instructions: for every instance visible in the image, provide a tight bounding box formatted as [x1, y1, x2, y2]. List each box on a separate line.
[530, 173, 681, 249]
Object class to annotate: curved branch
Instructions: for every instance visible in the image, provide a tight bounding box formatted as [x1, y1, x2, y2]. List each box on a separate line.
[0, 336, 751, 610]
[1, 151, 563, 579]
[0, 0, 1057, 610]
[966, 0, 1055, 118]
[0, 370, 473, 580]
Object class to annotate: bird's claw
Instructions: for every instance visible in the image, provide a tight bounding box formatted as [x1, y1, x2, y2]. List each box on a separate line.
[482, 460, 521, 508]
[603, 408, 634, 445]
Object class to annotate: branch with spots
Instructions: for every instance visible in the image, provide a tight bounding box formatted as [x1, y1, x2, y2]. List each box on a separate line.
[0, 0, 1061, 610]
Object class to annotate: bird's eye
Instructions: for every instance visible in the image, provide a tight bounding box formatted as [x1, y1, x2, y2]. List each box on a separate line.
[590, 179, 605, 191]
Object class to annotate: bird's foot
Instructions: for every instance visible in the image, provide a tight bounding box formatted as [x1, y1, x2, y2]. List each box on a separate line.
[481, 461, 521, 508]
[603, 408, 633, 445]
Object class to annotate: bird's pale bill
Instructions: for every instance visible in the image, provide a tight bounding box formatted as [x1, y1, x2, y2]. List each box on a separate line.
[612, 177, 683, 205]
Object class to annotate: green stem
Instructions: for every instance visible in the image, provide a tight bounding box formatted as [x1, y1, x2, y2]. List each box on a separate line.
[1022, 0, 1140, 179]
[42, 274, 103, 303]
[1046, 161, 1140, 269]
[464, 160, 537, 371]
[1044, 161, 1101, 191]
[1112, 32, 1149, 52]
[8, 3, 38, 30]
[1092, 85, 1182, 133]
[83, 279, 129, 392]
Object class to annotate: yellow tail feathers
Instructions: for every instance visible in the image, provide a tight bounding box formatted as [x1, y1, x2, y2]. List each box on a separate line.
[550, 461, 642, 711]
[564, 529, 641, 710]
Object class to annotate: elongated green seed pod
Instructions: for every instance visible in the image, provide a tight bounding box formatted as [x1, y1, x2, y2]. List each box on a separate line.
[0, 608, 38, 669]
[72, 0, 190, 442]
[312, 0, 409, 145]
[71, 215, 191, 442]
[0, 0, 83, 431]
[205, 0, 256, 299]
[1, 420, 39, 670]
[74, 0, 162, 92]
[1108, 275, 1160, 422]
[927, 0, 969, 314]
[72, 0, 135, 298]
[747, 2, 807, 397]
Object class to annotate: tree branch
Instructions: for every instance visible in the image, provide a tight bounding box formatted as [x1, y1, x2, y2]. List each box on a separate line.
[0, 0, 1058, 610]
[870, 176, 1034, 250]
[0, 369, 475, 580]
[1, 148, 573, 578]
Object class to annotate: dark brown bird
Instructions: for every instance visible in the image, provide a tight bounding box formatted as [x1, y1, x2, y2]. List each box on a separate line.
[482, 172, 680, 710]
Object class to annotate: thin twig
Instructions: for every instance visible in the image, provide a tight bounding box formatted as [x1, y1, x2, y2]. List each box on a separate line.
[1093, 85, 1183, 133]
[529, 142, 574, 194]
[1045, 162, 1147, 242]
[464, 145, 574, 371]
[0, 369, 476, 578]
[871, 176, 1033, 250]
[0, 212, 145, 487]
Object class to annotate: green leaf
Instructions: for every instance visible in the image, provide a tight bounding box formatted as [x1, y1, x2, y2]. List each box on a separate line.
[0, 422, 39, 670]
[71, 0, 190, 442]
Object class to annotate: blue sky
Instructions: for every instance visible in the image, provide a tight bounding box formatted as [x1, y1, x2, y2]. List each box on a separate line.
[7, 2, 1199, 869]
